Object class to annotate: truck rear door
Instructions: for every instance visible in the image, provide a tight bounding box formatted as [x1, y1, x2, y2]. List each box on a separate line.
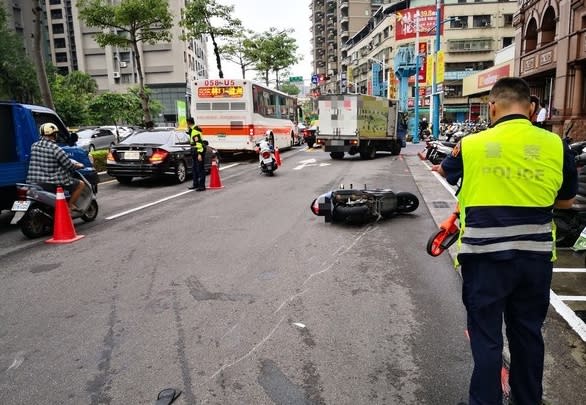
[318, 95, 358, 139]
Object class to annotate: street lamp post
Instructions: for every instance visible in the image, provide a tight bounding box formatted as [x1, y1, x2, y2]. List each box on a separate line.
[413, 12, 421, 144]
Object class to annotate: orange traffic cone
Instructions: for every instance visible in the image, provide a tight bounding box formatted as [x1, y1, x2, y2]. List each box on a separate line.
[274, 147, 282, 166]
[208, 159, 223, 189]
[46, 186, 84, 244]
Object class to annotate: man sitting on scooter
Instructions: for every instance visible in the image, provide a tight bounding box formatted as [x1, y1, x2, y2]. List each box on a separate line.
[27, 123, 85, 211]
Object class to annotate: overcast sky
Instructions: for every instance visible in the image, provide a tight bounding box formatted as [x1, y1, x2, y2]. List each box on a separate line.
[209, 0, 313, 83]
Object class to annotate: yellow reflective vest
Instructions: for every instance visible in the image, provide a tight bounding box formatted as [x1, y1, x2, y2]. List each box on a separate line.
[457, 118, 564, 260]
[189, 127, 204, 154]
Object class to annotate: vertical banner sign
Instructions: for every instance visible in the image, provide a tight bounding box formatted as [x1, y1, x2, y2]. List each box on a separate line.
[372, 63, 381, 97]
[388, 74, 397, 99]
[347, 66, 354, 84]
[436, 50, 445, 84]
[426, 55, 434, 87]
[418, 42, 428, 83]
[177, 100, 187, 129]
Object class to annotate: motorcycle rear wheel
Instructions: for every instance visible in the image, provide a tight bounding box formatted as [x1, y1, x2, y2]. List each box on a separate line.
[20, 208, 52, 239]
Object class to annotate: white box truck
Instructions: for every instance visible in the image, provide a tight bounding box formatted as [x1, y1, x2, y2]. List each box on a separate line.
[316, 94, 405, 159]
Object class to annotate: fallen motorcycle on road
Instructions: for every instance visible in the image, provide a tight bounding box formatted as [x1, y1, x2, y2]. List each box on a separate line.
[310, 185, 419, 224]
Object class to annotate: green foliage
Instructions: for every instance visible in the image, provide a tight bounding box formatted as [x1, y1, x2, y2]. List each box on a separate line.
[77, 0, 173, 123]
[279, 83, 301, 96]
[87, 87, 162, 127]
[50, 71, 97, 126]
[0, 7, 39, 102]
[219, 30, 256, 79]
[89, 149, 108, 172]
[247, 28, 298, 86]
[181, 0, 241, 39]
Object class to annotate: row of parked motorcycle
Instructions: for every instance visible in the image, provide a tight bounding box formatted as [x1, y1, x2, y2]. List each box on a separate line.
[419, 128, 586, 249]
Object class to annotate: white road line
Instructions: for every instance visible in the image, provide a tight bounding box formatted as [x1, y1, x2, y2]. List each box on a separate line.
[553, 268, 586, 273]
[105, 163, 240, 220]
[105, 190, 193, 220]
[420, 159, 457, 198]
[557, 296, 586, 302]
[550, 291, 586, 341]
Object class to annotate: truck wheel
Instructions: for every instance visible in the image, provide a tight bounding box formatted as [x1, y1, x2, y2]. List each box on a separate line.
[330, 152, 344, 160]
[307, 140, 315, 148]
[391, 141, 402, 156]
[396, 192, 419, 213]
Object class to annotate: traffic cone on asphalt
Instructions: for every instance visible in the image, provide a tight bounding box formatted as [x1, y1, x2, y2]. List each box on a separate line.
[46, 186, 84, 244]
[208, 159, 223, 189]
[274, 147, 282, 166]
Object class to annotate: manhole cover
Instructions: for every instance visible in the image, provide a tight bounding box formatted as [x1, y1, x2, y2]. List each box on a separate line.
[432, 201, 450, 208]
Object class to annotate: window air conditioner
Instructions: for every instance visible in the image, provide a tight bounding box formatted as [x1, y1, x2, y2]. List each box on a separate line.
[113, 72, 121, 79]
[120, 61, 127, 68]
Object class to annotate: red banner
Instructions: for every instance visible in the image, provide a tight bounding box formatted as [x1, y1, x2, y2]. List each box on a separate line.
[477, 65, 511, 89]
[395, 5, 444, 41]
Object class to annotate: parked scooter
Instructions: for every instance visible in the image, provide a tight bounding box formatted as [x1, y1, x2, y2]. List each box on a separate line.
[310, 184, 419, 224]
[255, 136, 278, 176]
[10, 169, 98, 238]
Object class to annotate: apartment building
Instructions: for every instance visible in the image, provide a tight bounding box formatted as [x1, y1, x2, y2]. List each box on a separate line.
[312, 0, 516, 123]
[1, 0, 50, 60]
[514, 0, 586, 140]
[3, 0, 208, 124]
[310, 0, 393, 95]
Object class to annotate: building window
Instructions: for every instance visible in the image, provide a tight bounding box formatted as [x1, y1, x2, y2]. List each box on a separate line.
[473, 15, 491, 28]
[52, 23, 64, 34]
[458, 0, 467, 3]
[55, 52, 67, 63]
[503, 14, 513, 27]
[49, 0, 61, 4]
[383, 27, 389, 38]
[50, 9, 63, 19]
[448, 39, 493, 52]
[502, 37, 514, 47]
[54, 38, 66, 49]
[451, 16, 468, 29]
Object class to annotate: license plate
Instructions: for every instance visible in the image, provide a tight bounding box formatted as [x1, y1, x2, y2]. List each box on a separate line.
[124, 151, 140, 160]
[11, 200, 31, 212]
[330, 140, 344, 146]
[217, 133, 226, 138]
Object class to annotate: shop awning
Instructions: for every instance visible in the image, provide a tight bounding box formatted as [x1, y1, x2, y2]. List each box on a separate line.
[444, 107, 469, 113]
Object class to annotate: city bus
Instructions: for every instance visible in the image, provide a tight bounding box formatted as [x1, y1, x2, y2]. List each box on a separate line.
[192, 79, 301, 153]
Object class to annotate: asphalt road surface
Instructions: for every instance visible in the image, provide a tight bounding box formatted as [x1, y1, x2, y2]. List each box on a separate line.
[0, 144, 584, 404]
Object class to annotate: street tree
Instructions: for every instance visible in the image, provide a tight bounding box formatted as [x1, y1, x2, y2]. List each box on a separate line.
[219, 29, 256, 79]
[32, 1, 54, 108]
[49, 71, 98, 126]
[248, 28, 298, 88]
[77, 0, 173, 124]
[279, 82, 301, 96]
[181, 0, 242, 79]
[0, 7, 38, 102]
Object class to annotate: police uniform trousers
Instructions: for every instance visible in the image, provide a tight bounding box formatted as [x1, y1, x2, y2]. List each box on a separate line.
[191, 149, 206, 189]
[460, 254, 552, 405]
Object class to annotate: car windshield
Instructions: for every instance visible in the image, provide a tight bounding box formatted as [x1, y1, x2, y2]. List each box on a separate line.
[121, 131, 174, 145]
[76, 129, 96, 139]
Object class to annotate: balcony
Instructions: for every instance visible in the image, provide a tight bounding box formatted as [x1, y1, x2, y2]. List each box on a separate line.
[340, 0, 349, 11]
[340, 15, 348, 25]
[328, 55, 338, 63]
[328, 62, 338, 71]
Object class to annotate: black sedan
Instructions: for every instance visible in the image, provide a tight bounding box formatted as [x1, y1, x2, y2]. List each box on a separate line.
[106, 129, 219, 184]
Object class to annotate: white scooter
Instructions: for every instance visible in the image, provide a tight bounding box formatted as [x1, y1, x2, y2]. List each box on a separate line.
[255, 138, 278, 176]
[10, 169, 99, 238]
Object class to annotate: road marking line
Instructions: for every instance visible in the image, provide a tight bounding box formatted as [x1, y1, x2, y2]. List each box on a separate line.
[550, 291, 586, 341]
[557, 296, 586, 302]
[104, 163, 240, 220]
[420, 159, 457, 198]
[553, 268, 586, 273]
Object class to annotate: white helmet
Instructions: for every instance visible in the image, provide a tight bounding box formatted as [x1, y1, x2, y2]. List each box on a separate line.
[40, 123, 59, 137]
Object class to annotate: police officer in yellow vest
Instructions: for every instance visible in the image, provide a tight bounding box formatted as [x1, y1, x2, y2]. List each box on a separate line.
[433, 78, 577, 405]
[187, 117, 206, 191]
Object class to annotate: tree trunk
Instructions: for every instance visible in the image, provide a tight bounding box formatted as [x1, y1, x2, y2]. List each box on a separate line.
[241, 63, 246, 79]
[32, 3, 54, 110]
[210, 30, 223, 79]
[275, 69, 280, 89]
[131, 39, 151, 124]
[264, 70, 269, 86]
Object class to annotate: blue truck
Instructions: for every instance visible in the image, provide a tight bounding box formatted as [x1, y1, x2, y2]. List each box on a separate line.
[0, 101, 98, 211]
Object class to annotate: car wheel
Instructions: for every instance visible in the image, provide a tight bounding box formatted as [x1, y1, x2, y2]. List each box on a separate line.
[175, 160, 187, 183]
[81, 200, 99, 222]
[116, 176, 133, 185]
[88, 144, 95, 153]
